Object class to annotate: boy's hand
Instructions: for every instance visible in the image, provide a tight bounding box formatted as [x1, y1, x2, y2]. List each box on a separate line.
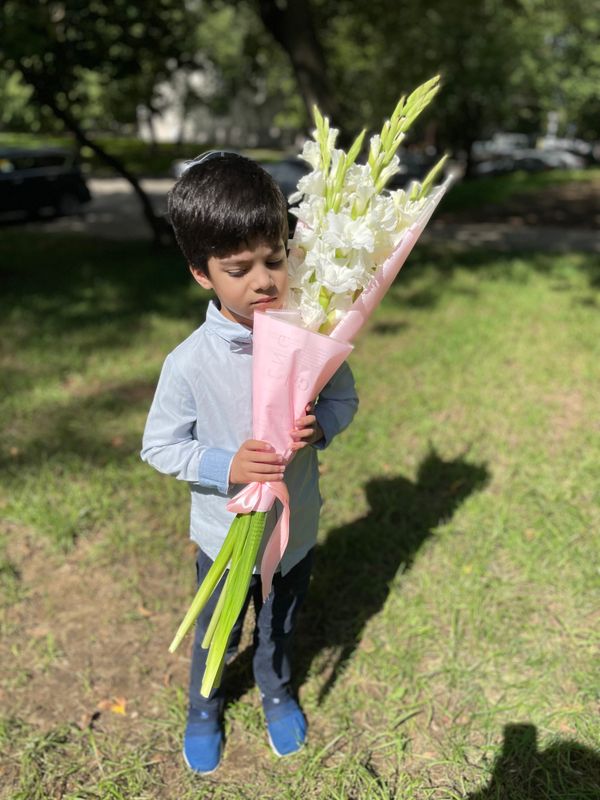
[290, 402, 324, 451]
[230, 440, 286, 484]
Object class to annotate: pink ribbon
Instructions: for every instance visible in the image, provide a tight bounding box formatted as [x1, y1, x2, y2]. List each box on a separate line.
[226, 479, 290, 601]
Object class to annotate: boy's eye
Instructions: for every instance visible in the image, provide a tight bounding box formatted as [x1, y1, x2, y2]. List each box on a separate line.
[225, 255, 285, 276]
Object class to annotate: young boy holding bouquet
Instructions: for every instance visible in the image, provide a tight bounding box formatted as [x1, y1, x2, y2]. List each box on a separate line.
[141, 152, 358, 774]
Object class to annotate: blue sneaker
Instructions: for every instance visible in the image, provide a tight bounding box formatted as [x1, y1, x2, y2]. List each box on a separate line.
[183, 708, 223, 775]
[262, 695, 307, 757]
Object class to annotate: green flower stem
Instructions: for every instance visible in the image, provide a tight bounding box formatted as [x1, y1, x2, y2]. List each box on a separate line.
[319, 285, 332, 312]
[370, 75, 441, 191]
[200, 512, 266, 697]
[201, 577, 228, 650]
[168, 512, 245, 654]
[201, 510, 268, 697]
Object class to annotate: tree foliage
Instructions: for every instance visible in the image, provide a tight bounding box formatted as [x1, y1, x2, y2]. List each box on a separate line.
[1, 0, 597, 168]
[306, 0, 599, 153]
[0, 1, 200, 131]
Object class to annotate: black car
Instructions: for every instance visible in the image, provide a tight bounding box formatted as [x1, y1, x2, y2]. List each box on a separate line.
[259, 157, 311, 201]
[0, 147, 91, 219]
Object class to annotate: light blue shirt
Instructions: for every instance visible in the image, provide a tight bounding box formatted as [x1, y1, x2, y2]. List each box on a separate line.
[141, 301, 358, 575]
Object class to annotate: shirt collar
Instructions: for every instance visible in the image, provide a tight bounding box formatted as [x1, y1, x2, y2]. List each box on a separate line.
[204, 300, 253, 350]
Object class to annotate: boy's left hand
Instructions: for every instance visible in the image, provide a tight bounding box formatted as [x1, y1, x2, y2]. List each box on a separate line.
[290, 402, 324, 451]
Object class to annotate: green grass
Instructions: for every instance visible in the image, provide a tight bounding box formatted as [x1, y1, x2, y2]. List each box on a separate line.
[439, 167, 600, 213]
[0, 231, 599, 798]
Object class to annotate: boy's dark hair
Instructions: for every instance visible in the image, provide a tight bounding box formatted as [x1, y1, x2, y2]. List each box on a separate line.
[167, 152, 289, 274]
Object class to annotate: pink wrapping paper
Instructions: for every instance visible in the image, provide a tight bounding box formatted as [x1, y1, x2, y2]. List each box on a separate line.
[228, 173, 454, 599]
[330, 175, 453, 344]
[227, 310, 352, 599]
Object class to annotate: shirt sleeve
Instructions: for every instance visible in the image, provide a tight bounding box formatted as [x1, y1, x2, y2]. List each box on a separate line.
[313, 360, 359, 450]
[197, 447, 235, 494]
[140, 354, 234, 493]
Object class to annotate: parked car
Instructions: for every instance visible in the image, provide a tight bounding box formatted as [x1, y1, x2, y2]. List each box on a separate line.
[259, 156, 310, 201]
[0, 147, 91, 219]
[537, 135, 593, 161]
[474, 148, 585, 177]
[472, 132, 533, 160]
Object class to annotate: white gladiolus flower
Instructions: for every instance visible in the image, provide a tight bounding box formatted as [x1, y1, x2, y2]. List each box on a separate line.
[390, 188, 425, 227]
[288, 169, 326, 205]
[288, 79, 447, 331]
[299, 141, 322, 170]
[369, 134, 382, 161]
[322, 211, 376, 252]
[345, 163, 374, 190]
[328, 148, 345, 179]
[287, 277, 326, 330]
[378, 155, 401, 187]
[315, 258, 367, 294]
[345, 164, 377, 214]
[326, 127, 339, 151]
[367, 195, 398, 232]
[286, 247, 309, 289]
[291, 195, 326, 230]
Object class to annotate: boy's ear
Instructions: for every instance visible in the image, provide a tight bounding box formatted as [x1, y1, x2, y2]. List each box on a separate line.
[190, 265, 212, 291]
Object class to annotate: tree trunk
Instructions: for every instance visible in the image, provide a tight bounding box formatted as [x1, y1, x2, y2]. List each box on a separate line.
[258, 0, 340, 126]
[20, 66, 172, 246]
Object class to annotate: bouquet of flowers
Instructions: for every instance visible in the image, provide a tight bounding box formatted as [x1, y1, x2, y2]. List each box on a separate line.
[287, 75, 449, 335]
[169, 75, 455, 697]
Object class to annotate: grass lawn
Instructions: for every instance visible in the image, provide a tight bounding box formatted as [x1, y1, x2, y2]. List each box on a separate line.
[0, 230, 599, 799]
[438, 167, 600, 214]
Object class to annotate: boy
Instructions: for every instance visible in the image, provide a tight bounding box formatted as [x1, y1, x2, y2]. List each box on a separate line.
[141, 152, 358, 774]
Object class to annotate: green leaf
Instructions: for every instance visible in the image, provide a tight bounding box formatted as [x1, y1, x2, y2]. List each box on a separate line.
[346, 128, 366, 169]
[312, 103, 324, 134]
[414, 153, 449, 200]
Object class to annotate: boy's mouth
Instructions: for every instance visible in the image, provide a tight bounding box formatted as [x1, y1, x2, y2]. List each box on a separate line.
[252, 296, 278, 306]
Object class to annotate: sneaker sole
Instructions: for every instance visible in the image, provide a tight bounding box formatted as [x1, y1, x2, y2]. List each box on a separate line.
[182, 745, 221, 775]
[267, 730, 305, 758]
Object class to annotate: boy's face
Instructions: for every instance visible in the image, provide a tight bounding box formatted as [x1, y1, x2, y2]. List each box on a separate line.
[191, 239, 288, 328]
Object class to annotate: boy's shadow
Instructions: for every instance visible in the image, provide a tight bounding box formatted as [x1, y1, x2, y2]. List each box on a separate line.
[466, 723, 600, 799]
[224, 447, 489, 704]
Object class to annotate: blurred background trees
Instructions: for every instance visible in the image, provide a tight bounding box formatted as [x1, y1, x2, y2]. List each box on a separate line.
[0, 0, 598, 237]
[2, 0, 598, 153]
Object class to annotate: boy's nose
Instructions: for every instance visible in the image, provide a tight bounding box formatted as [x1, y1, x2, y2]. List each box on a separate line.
[253, 264, 275, 291]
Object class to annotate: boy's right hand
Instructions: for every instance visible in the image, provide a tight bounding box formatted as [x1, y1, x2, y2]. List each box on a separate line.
[229, 440, 285, 485]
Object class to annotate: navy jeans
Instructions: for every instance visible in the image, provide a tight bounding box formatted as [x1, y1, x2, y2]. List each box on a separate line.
[188, 547, 313, 714]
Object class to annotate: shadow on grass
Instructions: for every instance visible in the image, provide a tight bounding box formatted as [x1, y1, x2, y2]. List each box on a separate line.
[2, 233, 599, 355]
[223, 446, 489, 705]
[0, 233, 204, 348]
[466, 723, 600, 800]
[0, 376, 157, 474]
